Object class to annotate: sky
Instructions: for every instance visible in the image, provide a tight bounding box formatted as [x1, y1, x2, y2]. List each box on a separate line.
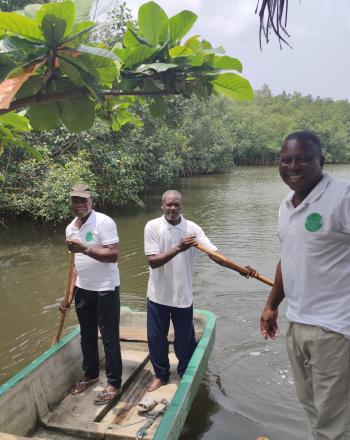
[98, 0, 350, 101]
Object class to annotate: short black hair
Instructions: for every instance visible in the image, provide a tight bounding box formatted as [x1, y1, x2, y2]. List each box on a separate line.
[283, 131, 322, 155]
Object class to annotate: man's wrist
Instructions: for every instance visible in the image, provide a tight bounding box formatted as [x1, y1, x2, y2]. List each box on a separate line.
[83, 247, 92, 257]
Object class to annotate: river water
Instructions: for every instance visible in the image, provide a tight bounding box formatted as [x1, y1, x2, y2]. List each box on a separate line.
[1, 165, 349, 440]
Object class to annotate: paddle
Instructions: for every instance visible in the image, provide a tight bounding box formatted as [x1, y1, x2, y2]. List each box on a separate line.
[195, 243, 274, 287]
[51, 252, 75, 346]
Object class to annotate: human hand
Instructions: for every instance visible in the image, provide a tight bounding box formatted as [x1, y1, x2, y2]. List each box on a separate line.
[260, 306, 279, 340]
[65, 238, 86, 254]
[59, 299, 71, 314]
[176, 235, 197, 252]
[242, 265, 257, 278]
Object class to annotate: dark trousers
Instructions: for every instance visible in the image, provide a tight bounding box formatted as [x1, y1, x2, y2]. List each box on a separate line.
[147, 299, 197, 381]
[74, 286, 122, 388]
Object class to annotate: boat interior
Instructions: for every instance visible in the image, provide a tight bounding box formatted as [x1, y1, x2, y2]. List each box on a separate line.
[0, 308, 207, 440]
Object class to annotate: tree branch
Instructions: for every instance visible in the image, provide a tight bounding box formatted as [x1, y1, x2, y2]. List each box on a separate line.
[0, 87, 178, 116]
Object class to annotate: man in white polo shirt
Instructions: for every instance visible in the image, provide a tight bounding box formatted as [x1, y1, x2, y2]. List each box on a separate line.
[59, 184, 122, 405]
[260, 132, 350, 440]
[144, 190, 219, 392]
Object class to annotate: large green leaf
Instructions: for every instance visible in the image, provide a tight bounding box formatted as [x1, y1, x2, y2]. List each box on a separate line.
[136, 62, 177, 73]
[211, 55, 243, 72]
[73, 0, 94, 23]
[184, 35, 201, 50]
[49, 76, 76, 93]
[0, 12, 44, 42]
[15, 77, 43, 99]
[0, 126, 13, 139]
[0, 40, 48, 86]
[169, 11, 197, 44]
[16, 75, 43, 98]
[138, 1, 168, 46]
[113, 46, 133, 62]
[0, 112, 31, 131]
[76, 44, 120, 62]
[73, 54, 118, 83]
[203, 46, 225, 55]
[36, 1, 75, 36]
[186, 52, 205, 67]
[63, 22, 96, 45]
[210, 73, 254, 101]
[27, 102, 60, 130]
[111, 108, 143, 132]
[123, 46, 158, 69]
[169, 46, 193, 58]
[57, 57, 84, 84]
[123, 29, 142, 48]
[57, 54, 105, 103]
[125, 25, 152, 47]
[0, 36, 43, 52]
[59, 96, 95, 132]
[41, 15, 67, 45]
[0, 54, 17, 82]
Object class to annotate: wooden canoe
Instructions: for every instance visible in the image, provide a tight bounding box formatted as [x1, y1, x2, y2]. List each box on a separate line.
[0, 306, 216, 440]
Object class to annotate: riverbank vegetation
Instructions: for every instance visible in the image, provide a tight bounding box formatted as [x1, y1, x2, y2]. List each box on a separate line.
[1, 87, 350, 222]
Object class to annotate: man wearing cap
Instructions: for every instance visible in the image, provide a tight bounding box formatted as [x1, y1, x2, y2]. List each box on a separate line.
[59, 184, 122, 405]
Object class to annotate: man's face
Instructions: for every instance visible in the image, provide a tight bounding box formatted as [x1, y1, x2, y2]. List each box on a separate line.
[161, 194, 182, 222]
[279, 139, 324, 193]
[70, 196, 93, 218]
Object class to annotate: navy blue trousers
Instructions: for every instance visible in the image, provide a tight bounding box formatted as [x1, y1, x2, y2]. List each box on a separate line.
[147, 299, 197, 381]
[74, 286, 122, 388]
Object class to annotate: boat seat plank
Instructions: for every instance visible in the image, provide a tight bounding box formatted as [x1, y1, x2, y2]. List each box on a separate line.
[42, 350, 149, 436]
[119, 327, 201, 342]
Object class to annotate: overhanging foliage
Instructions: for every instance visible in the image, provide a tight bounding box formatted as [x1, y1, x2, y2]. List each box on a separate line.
[0, 0, 254, 181]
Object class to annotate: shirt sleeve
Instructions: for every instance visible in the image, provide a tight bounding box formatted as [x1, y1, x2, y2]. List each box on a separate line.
[195, 225, 217, 251]
[99, 217, 119, 245]
[144, 222, 160, 255]
[66, 222, 76, 240]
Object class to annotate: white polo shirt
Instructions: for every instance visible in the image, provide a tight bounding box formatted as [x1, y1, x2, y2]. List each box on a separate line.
[144, 215, 217, 308]
[66, 210, 120, 291]
[277, 173, 350, 336]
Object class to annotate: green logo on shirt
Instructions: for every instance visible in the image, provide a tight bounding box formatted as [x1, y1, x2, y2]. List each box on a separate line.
[305, 213, 323, 232]
[85, 231, 94, 242]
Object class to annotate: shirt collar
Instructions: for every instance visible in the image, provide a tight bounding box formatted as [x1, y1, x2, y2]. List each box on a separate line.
[285, 173, 332, 209]
[73, 209, 96, 229]
[161, 214, 186, 230]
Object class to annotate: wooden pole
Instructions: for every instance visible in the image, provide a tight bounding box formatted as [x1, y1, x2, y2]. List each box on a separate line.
[195, 243, 274, 287]
[51, 252, 75, 346]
